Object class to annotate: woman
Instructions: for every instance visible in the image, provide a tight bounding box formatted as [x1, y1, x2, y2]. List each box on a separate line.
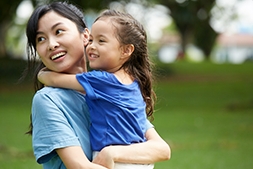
[38, 9, 158, 169]
[25, 1, 170, 169]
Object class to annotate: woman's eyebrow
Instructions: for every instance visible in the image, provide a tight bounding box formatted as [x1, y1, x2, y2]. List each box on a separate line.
[36, 22, 63, 35]
[51, 22, 63, 30]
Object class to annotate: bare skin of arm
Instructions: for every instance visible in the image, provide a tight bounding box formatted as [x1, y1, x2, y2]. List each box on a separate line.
[56, 146, 108, 169]
[38, 69, 84, 91]
[92, 128, 171, 168]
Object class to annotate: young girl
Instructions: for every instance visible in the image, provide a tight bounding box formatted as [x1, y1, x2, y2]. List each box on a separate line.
[38, 9, 157, 169]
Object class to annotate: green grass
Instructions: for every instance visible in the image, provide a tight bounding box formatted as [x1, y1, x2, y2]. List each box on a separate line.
[0, 60, 253, 169]
[153, 62, 253, 168]
[0, 87, 41, 168]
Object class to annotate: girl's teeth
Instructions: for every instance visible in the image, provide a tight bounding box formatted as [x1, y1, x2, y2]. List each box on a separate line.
[91, 54, 97, 58]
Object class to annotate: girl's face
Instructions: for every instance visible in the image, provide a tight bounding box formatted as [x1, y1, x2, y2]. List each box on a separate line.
[36, 11, 89, 74]
[86, 18, 127, 72]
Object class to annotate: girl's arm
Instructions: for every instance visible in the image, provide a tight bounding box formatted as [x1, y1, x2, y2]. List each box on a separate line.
[56, 146, 108, 169]
[92, 128, 171, 165]
[38, 69, 84, 92]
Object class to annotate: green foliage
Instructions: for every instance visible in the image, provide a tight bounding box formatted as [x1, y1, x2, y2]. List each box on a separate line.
[0, 58, 30, 85]
[48, 0, 116, 11]
[0, 0, 21, 22]
[0, 61, 253, 168]
[0, 0, 24, 57]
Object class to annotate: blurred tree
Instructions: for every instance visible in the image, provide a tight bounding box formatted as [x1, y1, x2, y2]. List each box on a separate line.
[0, 0, 23, 58]
[68, 0, 115, 10]
[152, 0, 217, 59]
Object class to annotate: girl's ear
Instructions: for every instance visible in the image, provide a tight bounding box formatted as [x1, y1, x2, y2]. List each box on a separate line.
[82, 28, 90, 46]
[121, 44, 134, 59]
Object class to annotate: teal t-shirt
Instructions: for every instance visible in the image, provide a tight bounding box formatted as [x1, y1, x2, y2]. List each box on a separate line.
[32, 87, 91, 169]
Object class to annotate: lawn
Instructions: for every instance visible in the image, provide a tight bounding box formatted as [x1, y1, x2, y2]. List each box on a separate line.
[0, 60, 252, 169]
[153, 62, 253, 168]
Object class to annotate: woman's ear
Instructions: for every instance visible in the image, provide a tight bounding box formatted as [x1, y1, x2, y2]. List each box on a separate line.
[121, 44, 134, 59]
[82, 28, 90, 46]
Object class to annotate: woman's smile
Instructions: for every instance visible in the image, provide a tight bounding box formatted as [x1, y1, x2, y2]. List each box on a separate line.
[50, 51, 66, 60]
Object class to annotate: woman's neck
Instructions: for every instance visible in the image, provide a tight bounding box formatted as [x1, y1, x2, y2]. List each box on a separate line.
[64, 58, 87, 74]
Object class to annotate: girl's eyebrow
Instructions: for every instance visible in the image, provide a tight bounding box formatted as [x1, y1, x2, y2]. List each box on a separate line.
[36, 22, 63, 35]
[95, 33, 107, 38]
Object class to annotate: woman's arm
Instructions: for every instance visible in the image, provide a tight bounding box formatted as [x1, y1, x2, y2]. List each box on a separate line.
[38, 69, 84, 91]
[93, 128, 171, 166]
[56, 146, 108, 169]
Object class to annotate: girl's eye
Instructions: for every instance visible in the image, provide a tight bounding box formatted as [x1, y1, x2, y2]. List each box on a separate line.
[88, 39, 93, 43]
[99, 39, 105, 43]
[56, 29, 63, 35]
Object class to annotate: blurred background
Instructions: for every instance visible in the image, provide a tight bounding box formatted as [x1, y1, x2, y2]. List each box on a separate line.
[0, 0, 252, 168]
[1, 0, 253, 63]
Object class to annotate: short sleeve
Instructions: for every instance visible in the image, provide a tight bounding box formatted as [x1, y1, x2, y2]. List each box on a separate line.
[32, 91, 80, 163]
[145, 119, 154, 132]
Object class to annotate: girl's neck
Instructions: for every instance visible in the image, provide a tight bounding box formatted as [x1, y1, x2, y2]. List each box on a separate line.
[113, 69, 133, 85]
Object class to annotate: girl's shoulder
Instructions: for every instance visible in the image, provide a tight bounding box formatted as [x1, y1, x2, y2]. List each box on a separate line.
[85, 70, 114, 79]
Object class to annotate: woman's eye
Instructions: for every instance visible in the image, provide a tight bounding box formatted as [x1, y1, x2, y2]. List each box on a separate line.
[37, 37, 45, 42]
[56, 29, 63, 35]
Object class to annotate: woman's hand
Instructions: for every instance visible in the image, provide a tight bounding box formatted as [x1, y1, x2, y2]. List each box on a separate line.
[92, 146, 115, 169]
[57, 146, 108, 169]
[93, 128, 171, 165]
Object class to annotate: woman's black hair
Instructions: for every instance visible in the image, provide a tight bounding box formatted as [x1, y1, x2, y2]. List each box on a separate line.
[25, 1, 87, 91]
[24, 1, 87, 134]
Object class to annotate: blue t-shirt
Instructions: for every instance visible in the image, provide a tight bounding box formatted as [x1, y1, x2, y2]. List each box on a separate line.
[76, 70, 147, 151]
[32, 87, 91, 169]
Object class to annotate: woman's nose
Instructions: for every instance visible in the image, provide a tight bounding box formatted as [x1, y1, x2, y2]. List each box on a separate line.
[48, 38, 59, 51]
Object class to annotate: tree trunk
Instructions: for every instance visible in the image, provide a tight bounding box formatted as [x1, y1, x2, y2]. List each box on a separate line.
[0, 22, 8, 58]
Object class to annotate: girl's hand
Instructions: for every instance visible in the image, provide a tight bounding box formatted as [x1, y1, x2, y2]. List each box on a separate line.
[37, 67, 52, 84]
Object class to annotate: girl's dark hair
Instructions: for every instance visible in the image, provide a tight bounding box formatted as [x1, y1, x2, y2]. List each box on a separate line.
[24, 1, 87, 134]
[95, 10, 156, 120]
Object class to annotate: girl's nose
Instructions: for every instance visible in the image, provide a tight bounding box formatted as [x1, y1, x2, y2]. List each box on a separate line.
[89, 43, 96, 50]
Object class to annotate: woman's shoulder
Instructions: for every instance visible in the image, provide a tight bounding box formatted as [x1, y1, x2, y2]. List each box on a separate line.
[32, 87, 88, 113]
[34, 87, 84, 101]
[36, 86, 76, 94]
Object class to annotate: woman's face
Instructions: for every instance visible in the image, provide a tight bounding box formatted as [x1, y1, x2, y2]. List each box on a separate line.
[36, 11, 89, 74]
